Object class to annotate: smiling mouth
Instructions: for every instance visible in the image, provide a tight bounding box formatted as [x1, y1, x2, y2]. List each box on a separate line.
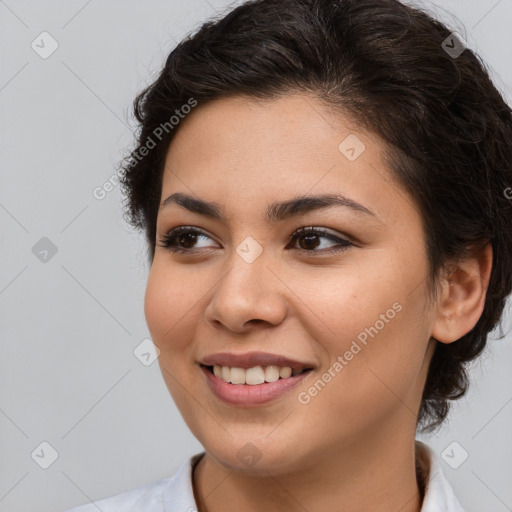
[201, 364, 313, 385]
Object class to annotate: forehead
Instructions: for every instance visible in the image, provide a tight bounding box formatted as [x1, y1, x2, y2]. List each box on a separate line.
[160, 93, 419, 226]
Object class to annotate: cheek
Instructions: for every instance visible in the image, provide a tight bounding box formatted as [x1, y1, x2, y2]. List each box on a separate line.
[144, 261, 196, 352]
[144, 263, 200, 412]
[291, 265, 398, 345]
[308, 290, 430, 427]
[294, 258, 431, 418]
[144, 269, 169, 347]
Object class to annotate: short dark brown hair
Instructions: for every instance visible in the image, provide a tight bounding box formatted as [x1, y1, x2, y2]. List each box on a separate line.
[118, 0, 512, 431]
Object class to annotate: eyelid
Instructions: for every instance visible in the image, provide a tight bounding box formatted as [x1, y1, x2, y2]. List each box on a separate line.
[157, 225, 355, 254]
[162, 225, 221, 248]
[288, 227, 353, 251]
[292, 225, 350, 240]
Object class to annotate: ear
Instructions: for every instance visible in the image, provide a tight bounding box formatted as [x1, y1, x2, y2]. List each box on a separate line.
[431, 242, 493, 344]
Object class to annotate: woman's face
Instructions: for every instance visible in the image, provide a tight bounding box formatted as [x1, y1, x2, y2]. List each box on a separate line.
[145, 93, 438, 474]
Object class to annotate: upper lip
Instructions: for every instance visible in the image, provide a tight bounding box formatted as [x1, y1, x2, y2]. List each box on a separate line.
[199, 351, 314, 371]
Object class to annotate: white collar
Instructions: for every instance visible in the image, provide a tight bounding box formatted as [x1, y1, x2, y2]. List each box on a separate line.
[416, 441, 465, 511]
[67, 441, 465, 511]
[163, 441, 464, 511]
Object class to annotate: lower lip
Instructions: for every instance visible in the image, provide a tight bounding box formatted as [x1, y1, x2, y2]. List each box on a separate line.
[200, 365, 312, 406]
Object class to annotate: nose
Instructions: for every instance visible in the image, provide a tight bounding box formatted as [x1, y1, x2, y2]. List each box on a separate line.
[204, 249, 288, 334]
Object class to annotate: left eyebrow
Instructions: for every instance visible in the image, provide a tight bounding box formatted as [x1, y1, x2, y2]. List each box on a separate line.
[159, 192, 377, 223]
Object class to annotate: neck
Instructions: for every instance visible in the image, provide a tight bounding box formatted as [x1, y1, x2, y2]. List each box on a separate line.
[192, 424, 425, 512]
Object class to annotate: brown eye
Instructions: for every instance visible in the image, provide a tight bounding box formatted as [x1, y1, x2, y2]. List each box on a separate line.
[157, 226, 353, 255]
[288, 227, 353, 254]
[157, 227, 217, 253]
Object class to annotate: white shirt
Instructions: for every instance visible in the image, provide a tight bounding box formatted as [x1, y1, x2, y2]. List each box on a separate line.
[64, 441, 464, 512]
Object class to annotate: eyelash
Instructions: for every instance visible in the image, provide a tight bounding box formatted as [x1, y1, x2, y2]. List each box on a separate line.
[156, 226, 353, 255]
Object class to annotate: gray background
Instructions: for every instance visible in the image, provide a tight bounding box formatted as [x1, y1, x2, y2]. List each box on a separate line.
[0, 1, 511, 511]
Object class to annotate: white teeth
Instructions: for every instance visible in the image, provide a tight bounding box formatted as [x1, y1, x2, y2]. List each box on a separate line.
[221, 366, 231, 382]
[211, 364, 301, 384]
[264, 365, 280, 382]
[245, 366, 265, 385]
[230, 367, 246, 385]
[279, 367, 292, 379]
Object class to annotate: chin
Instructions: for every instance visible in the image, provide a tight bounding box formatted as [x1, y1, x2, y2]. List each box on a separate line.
[202, 435, 309, 476]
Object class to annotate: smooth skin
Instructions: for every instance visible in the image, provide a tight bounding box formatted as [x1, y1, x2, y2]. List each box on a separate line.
[144, 93, 492, 512]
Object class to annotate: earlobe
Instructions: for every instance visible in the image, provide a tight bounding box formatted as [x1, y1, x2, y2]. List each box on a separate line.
[431, 242, 493, 344]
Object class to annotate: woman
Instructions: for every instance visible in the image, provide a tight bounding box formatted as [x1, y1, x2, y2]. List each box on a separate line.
[65, 0, 512, 510]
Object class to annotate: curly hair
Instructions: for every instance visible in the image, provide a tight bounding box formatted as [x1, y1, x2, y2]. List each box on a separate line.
[118, 0, 512, 432]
